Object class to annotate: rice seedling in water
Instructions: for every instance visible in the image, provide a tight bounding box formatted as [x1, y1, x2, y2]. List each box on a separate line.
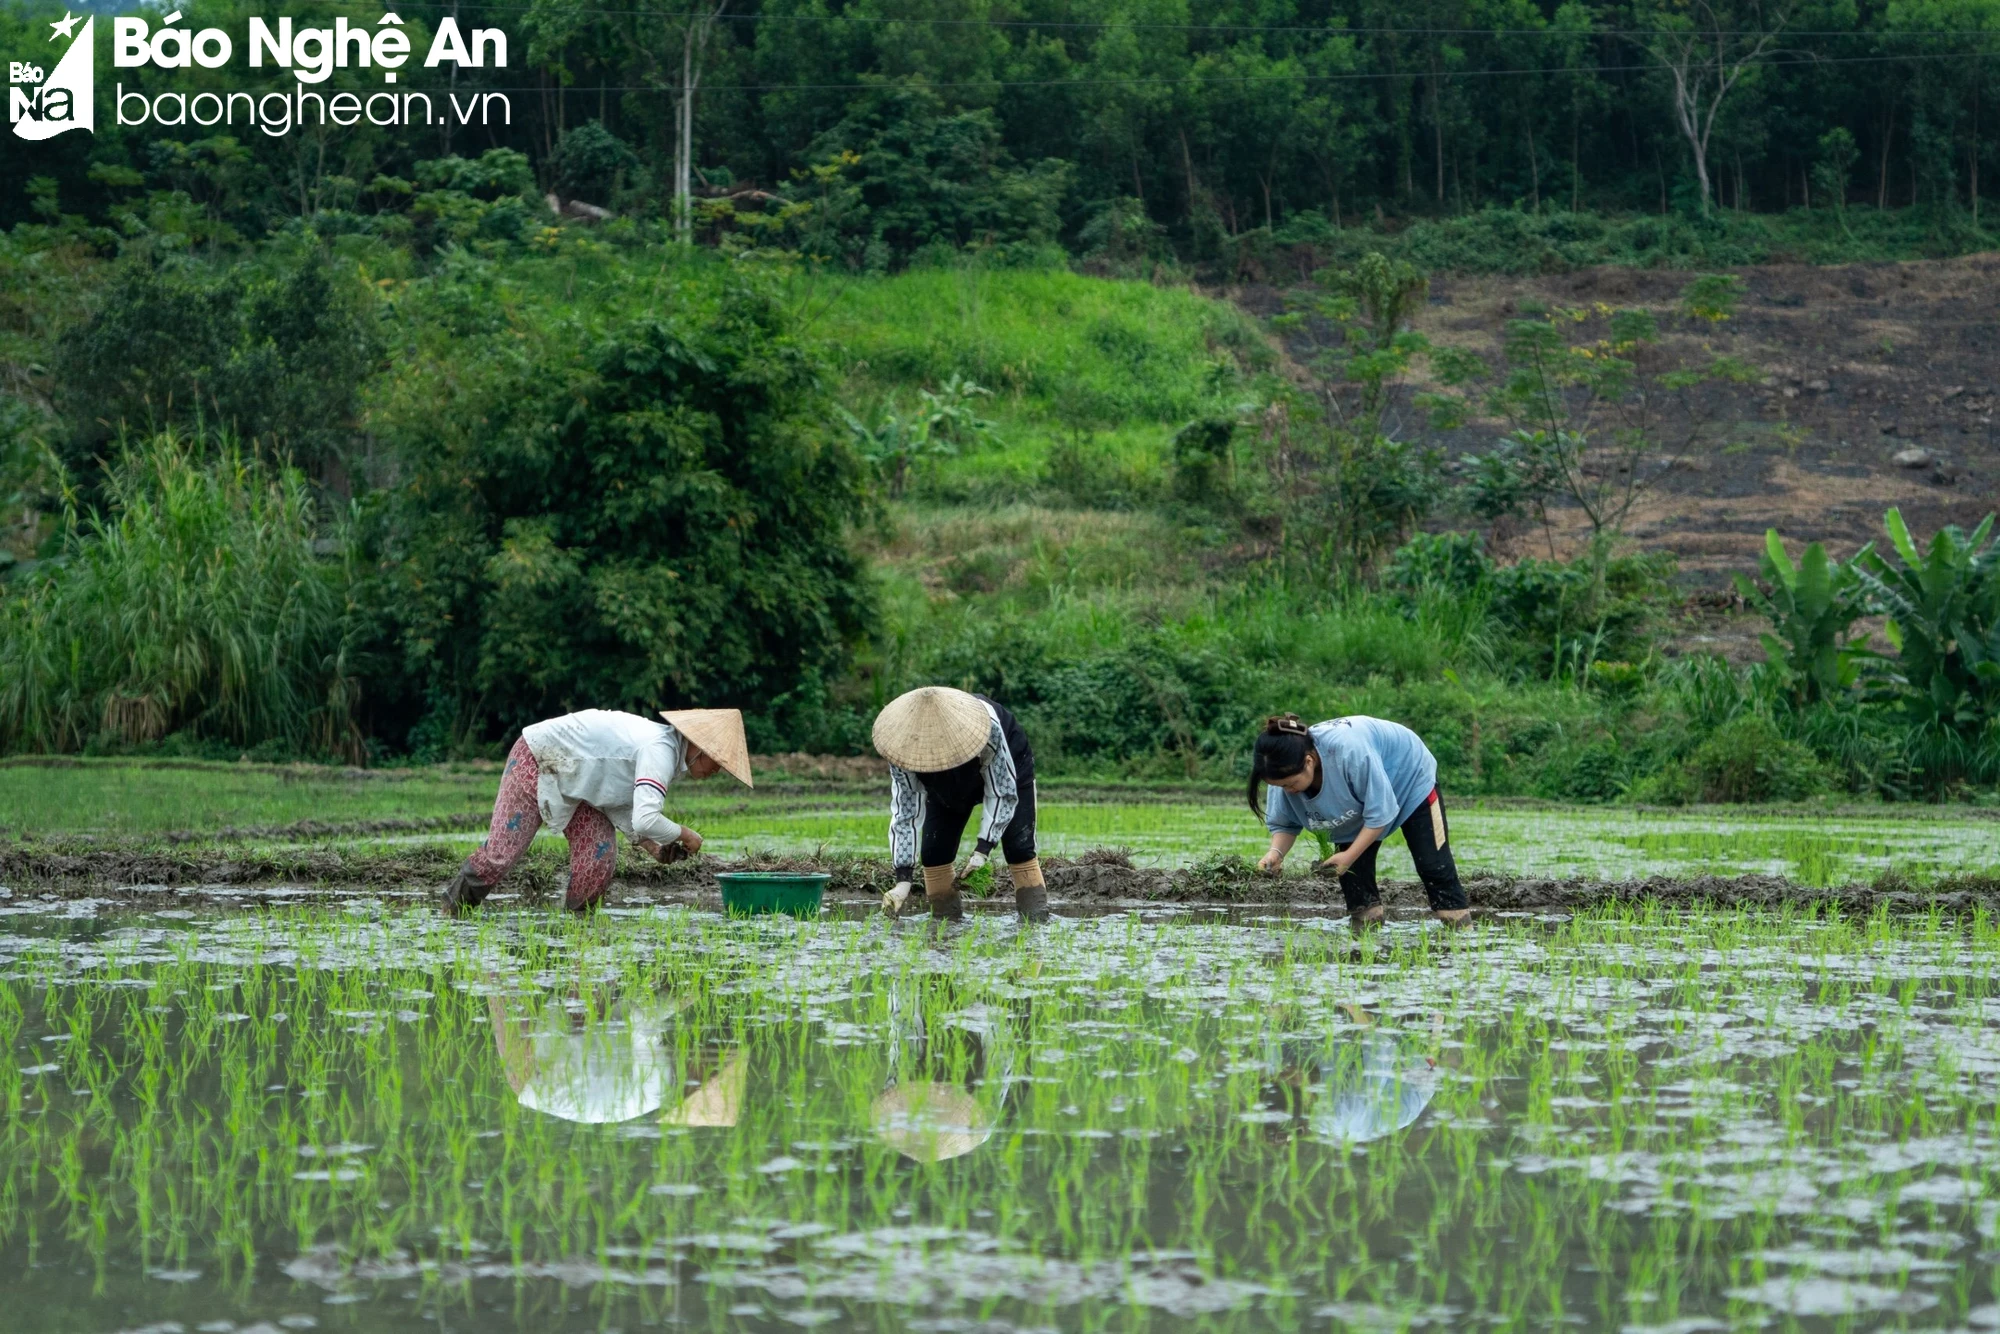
[1, 901, 1998, 1330]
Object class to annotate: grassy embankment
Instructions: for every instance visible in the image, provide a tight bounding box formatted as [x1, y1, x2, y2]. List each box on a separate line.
[803, 264, 1650, 793]
[341, 252, 1658, 792]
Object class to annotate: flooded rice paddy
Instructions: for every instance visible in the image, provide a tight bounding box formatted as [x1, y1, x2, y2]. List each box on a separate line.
[6, 902, 2000, 1331]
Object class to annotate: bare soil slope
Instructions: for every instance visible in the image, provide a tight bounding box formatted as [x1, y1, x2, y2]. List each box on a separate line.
[1249, 254, 2000, 590]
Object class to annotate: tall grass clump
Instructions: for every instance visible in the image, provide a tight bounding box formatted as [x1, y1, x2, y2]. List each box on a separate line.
[0, 435, 358, 758]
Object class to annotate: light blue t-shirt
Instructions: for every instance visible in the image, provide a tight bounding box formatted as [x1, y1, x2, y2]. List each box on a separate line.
[1263, 717, 1438, 841]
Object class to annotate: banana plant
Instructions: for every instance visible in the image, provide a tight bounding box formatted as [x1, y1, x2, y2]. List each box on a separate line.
[836, 401, 931, 499]
[1732, 529, 1871, 706]
[837, 376, 997, 499]
[1852, 508, 2000, 736]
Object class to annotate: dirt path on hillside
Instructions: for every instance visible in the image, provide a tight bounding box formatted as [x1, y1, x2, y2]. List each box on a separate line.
[1240, 255, 2000, 599]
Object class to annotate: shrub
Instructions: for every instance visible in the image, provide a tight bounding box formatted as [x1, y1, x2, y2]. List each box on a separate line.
[1681, 714, 1834, 803]
[1488, 545, 1674, 679]
[551, 122, 640, 205]
[1169, 417, 1238, 507]
[1386, 531, 1492, 597]
[413, 149, 538, 199]
[1531, 735, 1632, 801]
[52, 251, 381, 473]
[359, 270, 874, 751]
[1011, 637, 1257, 776]
[1305, 207, 1769, 274]
[402, 149, 553, 252]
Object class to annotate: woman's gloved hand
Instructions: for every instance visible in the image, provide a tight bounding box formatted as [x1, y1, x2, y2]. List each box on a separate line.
[956, 851, 993, 896]
[883, 881, 913, 916]
[638, 837, 692, 865]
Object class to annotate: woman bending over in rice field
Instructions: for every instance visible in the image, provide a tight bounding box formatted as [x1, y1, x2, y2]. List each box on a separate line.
[1248, 713, 1472, 927]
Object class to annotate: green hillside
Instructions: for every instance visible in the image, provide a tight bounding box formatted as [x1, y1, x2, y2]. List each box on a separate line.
[2, 229, 1995, 800]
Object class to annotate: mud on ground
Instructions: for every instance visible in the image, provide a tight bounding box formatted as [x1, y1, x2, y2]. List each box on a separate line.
[4, 845, 1993, 917]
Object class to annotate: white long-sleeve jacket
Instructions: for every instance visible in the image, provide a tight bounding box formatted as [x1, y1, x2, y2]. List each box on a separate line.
[520, 709, 688, 845]
[886, 700, 1019, 878]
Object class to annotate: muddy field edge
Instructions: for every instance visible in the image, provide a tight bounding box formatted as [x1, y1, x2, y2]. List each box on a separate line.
[4, 845, 1996, 913]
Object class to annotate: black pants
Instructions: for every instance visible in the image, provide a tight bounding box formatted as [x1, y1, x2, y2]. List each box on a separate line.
[1330, 788, 1468, 912]
[920, 780, 1038, 868]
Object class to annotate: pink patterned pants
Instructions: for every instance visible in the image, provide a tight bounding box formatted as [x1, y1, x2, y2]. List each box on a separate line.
[467, 738, 617, 911]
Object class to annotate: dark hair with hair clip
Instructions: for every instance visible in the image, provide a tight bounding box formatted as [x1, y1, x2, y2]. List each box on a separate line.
[1246, 714, 1316, 817]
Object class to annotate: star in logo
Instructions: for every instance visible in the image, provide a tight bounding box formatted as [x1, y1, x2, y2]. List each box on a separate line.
[49, 11, 81, 41]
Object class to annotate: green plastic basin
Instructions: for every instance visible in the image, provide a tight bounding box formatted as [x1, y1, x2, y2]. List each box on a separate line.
[715, 872, 829, 918]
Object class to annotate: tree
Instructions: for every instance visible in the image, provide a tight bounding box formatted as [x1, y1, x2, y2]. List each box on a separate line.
[1812, 127, 1859, 235]
[1638, 0, 1798, 214]
[360, 268, 874, 748]
[1444, 274, 1761, 543]
[1293, 34, 1376, 224]
[1271, 253, 1446, 574]
[800, 87, 1071, 268]
[52, 250, 381, 478]
[526, 0, 731, 241]
[671, 2, 732, 244]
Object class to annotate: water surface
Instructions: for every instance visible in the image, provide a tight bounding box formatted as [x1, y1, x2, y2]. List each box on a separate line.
[4, 903, 1996, 1331]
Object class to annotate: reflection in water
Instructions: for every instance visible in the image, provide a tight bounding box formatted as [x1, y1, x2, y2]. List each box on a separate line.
[489, 989, 678, 1124]
[1256, 1011, 1439, 1144]
[663, 1049, 746, 1127]
[870, 982, 1011, 1163]
[872, 1083, 993, 1163]
[6, 910, 1996, 1334]
[489, 986, 742, 1127]
[1304, 1032, 1438, 1144]
[484, 971, 1022, 1148]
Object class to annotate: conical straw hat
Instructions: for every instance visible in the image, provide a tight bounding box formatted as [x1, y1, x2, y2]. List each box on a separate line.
[661, 1049, 747, 1128]
[659, 708, 753, 786]
[871, 687, 989, 772]
[871, 1083, 993, 1163]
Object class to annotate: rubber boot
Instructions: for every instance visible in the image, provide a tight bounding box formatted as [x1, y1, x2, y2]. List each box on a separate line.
[1015, 883, 1049, 923]
[440, 859, 489, 917]
[1010, 857, 1049, 924]
[923, 864, 964, 923]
